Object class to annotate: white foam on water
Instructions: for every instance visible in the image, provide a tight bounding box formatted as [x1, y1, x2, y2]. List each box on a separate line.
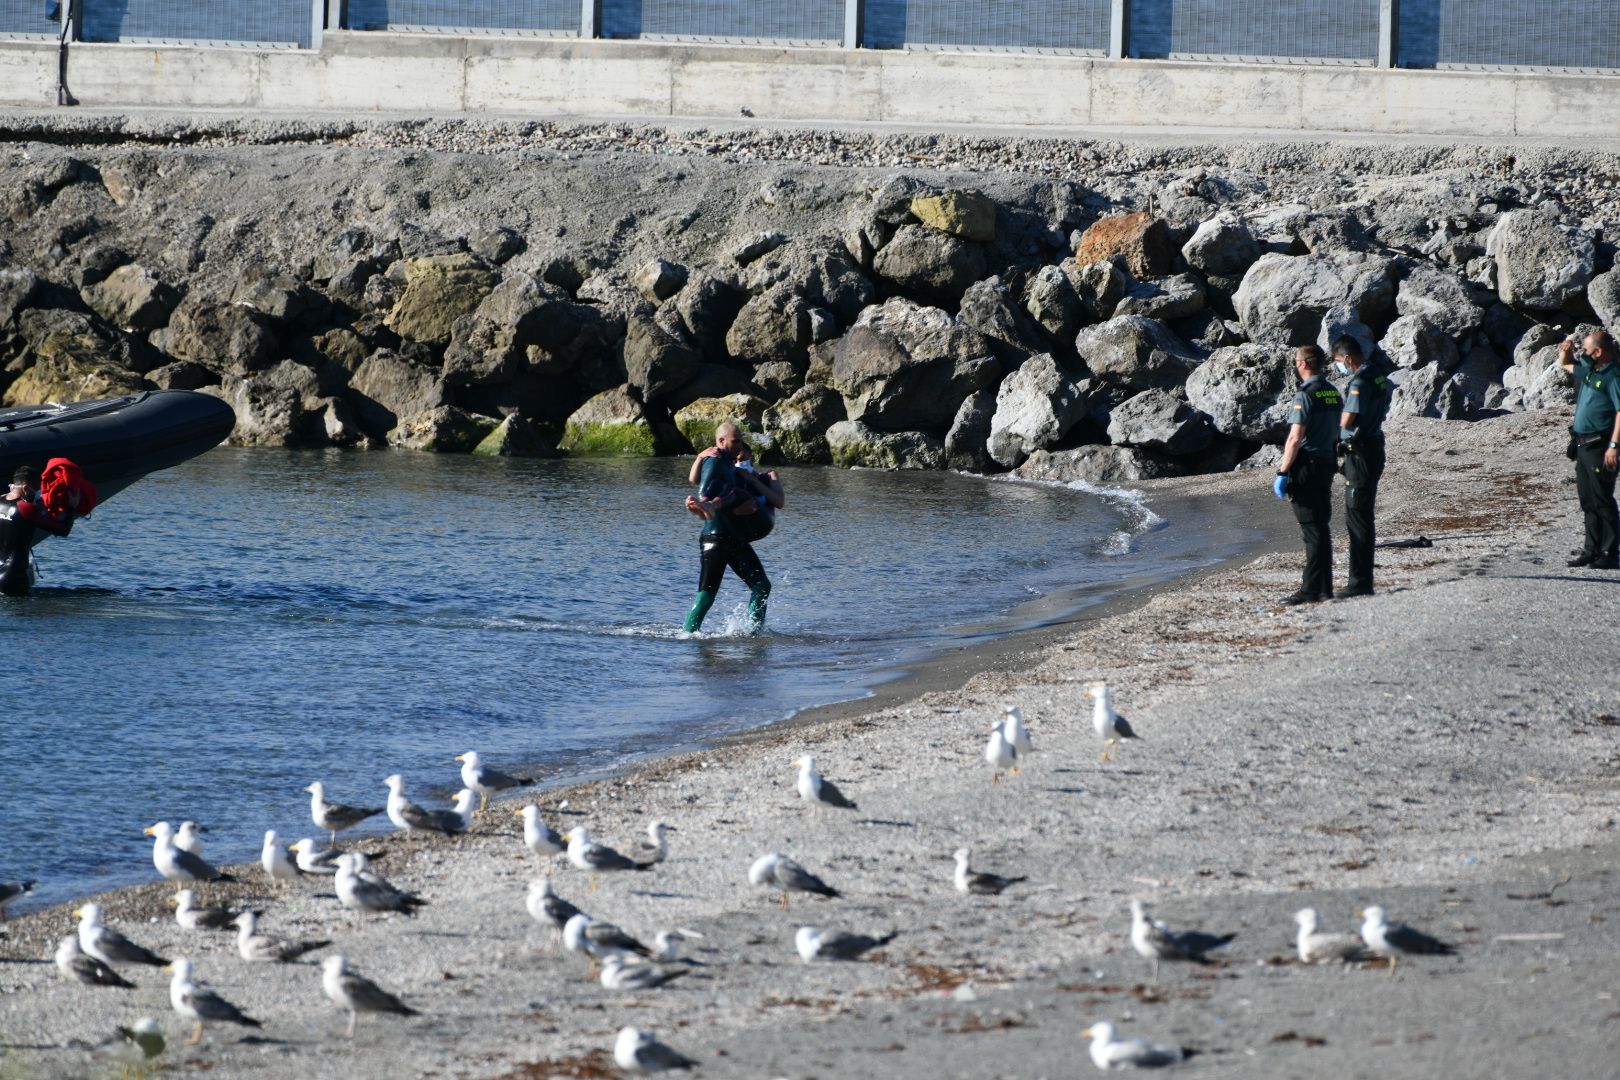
[988, 472, 1165, 555]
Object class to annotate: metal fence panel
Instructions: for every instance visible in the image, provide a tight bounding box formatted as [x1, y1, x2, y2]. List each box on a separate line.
[602, 0, 843, 44]
[1132, 0, 1379, 63]
[349, 1, 579, 35]
[81, 0, 311, 47]
[1399, 0, 1620, 71]
[864, 0, 1110, 53]
[0, 0, 61, 40]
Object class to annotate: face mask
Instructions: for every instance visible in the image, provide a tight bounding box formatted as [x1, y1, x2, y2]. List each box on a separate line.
[1333, 361, 1351, 376]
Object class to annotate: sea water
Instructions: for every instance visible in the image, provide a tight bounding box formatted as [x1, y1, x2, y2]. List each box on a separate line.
[2, 449, 1258, 907]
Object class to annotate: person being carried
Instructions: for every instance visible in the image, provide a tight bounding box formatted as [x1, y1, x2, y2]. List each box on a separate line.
[1272, 345, 1343, 606]
[0, 458, 94, 597]
[1559, 330, 1620, 569]
[681, 424, 780, 633]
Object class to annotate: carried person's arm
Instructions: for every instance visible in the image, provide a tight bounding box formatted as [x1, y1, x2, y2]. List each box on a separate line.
[688, 446, 722, 486]
[17, 500, 72, 537]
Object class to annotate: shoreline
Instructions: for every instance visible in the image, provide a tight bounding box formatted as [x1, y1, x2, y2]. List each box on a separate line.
[4, 406, 1619, 1079]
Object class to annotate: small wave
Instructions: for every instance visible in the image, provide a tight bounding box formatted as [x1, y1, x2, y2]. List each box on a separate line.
[989, 471, 1166, 544]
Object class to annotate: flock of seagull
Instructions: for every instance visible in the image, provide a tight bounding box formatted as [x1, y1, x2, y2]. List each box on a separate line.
[7, 679, 1463, 1073]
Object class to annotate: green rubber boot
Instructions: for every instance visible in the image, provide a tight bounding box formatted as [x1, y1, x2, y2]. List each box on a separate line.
[683, 589, 717, 633]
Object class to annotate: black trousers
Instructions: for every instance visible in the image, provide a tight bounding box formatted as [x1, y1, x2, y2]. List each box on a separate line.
[1291, 455, 1335, 599]
[1574, 442, 1619, 560]
[1342, 441, 1385, 593]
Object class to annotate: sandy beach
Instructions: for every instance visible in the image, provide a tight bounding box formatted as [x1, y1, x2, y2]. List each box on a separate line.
[3, 404, 1619, 1079]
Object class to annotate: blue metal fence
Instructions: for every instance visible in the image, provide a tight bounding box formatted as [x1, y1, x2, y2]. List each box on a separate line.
[864, 0, 1110, 54]
[1399, 0, 1620, 71]
[602, 0, 843, 44]
[0, 0, 62, 40]
[1132, 0, 1379, 64]
[80, 0, 312, 47]
[349, 1, 577, 36]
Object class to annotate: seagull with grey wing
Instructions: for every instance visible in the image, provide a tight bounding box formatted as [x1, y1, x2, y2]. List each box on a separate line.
[456, 750, 534, 814]
[234, 911, 329, 964]
[335, 852, 426, 917]
[383, 775, 473, 842]
[165, 957, 261, 1044]
[526, 877, 584, 948]
[1358, 904, 1457, 974]
[75, 903, 169, 969]
[517, 804, 566, 858]
[323, 954, 417, 1038]
[145, 821, 234, 883]
[290, 837, 345, 876]
[749, 852, 840, 908]
[1085, 681, 1139, 761]
[170, 888, 246, 932]
[1130, 900, 1235, 982]
[599, 954, 689, 991]
[565, 827, 653, 889]
[55, 934, 135, 988]
[953, 847, 1026, 896]
[261, 829, 302, 888]
[0, 879, 34, 920]
[634, 820, 672, 866]
[305, 781, 384, 845]
[795, 925, 898, 962]
[174, 821, 205, 857]
[562, 912, 654, 963]
[795, 755, 857, 813]
[614, 1026, 697, 1073]
[1083, 1020, 1192, 1070]
[1294, 907, 1373, 964]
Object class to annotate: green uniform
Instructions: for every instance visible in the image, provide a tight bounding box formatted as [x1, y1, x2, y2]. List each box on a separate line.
[1340, 357, 1393, 593]
[1284, 374, 1343, 600]
[1572, 357, 1620, 564]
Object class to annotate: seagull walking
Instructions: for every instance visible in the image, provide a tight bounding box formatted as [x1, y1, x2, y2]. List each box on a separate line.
[1082, 1021, 1189, 1069]
[146, 822, 234, 883]
[517, 805, 566, 858]
[1294, 908, 1373, 964]
[305, 781, 384, 845]
[456, 750, 535, 814]
[795, 925, 898, 962]
[261, 830, 301, 887]
[1130, 900, 1235, 982]
[1358, 904, 1457, 974]
[795, 755, 858, 812]
[75, 904, 169, 969]
[235, 911, 329, 963]
[166, 957, 261, 1044]
[322, 954, 416, 1038]
[54, 935, 135, 988]
[953, 847, 1027, 896]
[1086, 681, 1139, 761]
[614, 1026, 697, 1073]
[748, 852, 840, 907]
[984, 722, 1017, 782]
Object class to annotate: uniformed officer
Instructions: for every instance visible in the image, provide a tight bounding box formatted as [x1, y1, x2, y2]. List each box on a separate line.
[1332, 337, 1393, 597]
[1272, 345, 1343, 605]
[1558, 330, 1620, 569]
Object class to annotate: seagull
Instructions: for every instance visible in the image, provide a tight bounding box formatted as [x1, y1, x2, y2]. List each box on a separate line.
[652, 929, 705, 963]
[600, 954, 689, 991]
[526, 878, 584, 945]
[795, 755, 858, 812]
[634, 821, 672, 865]
[749, 852, 840, 907]
[335, 852, 426, 917]
[235, 911, 329, 963]
[562, 912, 654, 962]
[456, 750, 535, 814]
[1085, 681, 1139, 761]
[517, 805, 566, 858]
[614, 1026, 697, 1073]
[75, 904, 169, 969]
[305, 781, 384, 845]
[171, 889, 244, 932]
[174, 821, 205, 857]
[1294, 908, 1373, 964]
[54, 934, 135, 988]
[289, 838, 344, 875]
[322, 954, 416, 1039]
[0, 879, 34, 920]
[165, 957, 261, 1044]
[261, 830, 301, 887]
[1082, 1021, 1189, 1070]
[383, 774, 473, 841]
[114, 1018, 165, 1063]
[1002, 705, 1033, 756]
[145, 822, 234, 882]
[565, 827, 653, 887]
[1358, 904, 1457, 974]
[984, 722, 1017, 782]
[795, 925, 898, 962]
[1130, 900, 1236, 982]
[953, 847, 1027, 896]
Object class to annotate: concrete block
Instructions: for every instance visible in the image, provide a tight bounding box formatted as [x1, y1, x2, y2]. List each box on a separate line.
[1090, 59, 1302, 129]
[1300, 67, 1512, 137]
[0, 44, 57, 107]
[672, 53, 880, 121]
[1514, 74, 1620, 139]
[305, 52, 467, 111]
[64, 45, 262, 108]
[880, 53, 1089, 127]
[468, 50, 673, 115]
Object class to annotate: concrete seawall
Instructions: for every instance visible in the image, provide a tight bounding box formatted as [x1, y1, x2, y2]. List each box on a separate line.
[0, 31, 1615, 138]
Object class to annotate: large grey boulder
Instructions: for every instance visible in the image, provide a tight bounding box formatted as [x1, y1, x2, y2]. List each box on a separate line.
[81, 263, 178, 332]
[384, 253, 498, 346]
[1015, 444, 1181, 484]
[1024, 265, 1081, 342]
[1181, 213, 1263, 276]
[1452, 339, 1510, 417]
[1314, 304, 1377, 366]
[1503, 338, 1576, 410]
[741, 241, 874, 323]
[1486, 210, 1596, 311]
[1184, 343, 1297, 443]
[872, 224, 987, 304]
[559, 386, 685, 456]
[674, 272, 747, 359]
[159, 298, 279, 372]
[986, 353, 1089, 469]
[725, 285, 814, 368]
[472, 414, 560, 458]
[1389, 365, 1465, 420]
[4, 310, 151, 405]
[1073, 315, 1199, 392]
[672, 393, 770, 454]
[347, 349, 449, 437]
[633, 258, 687, 303]
[944, 387, 999, 473]
[1586, 268, 1620, 329]
[1114, 273, 1207, 321]
[1064, 259, 1126, 321]
[388, 406, 501, 452]
[624, 314, 702, 402]
[830, 299, 1000, 433]
[764, 384, 845, 464]
[1106, 389, 1215, 456]
[0, 267, 40, 330]
[1395, 262, 1487, 338]
[825, 420, 945, 470]
[1379, 314, 1461, 372]
[205, 361, 332, 448]
[959, 276, 1051, 367]
[1233, 252, 1396, 346]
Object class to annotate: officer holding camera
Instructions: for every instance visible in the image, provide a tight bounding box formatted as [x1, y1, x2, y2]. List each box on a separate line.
[1559, 331, 1620, 569]
[1332, 337, 1393, 597]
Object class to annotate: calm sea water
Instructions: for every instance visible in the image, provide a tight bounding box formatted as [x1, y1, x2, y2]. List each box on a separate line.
[3, 449, 1259, 909]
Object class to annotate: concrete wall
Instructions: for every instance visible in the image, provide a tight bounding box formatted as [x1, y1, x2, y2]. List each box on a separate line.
[0, 31, 1614, 138]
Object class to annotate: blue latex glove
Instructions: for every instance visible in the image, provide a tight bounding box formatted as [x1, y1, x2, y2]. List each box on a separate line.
[1272, 474, 1289, 500]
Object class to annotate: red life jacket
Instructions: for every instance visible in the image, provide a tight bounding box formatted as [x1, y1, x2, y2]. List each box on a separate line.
[40, 457, 96, 517]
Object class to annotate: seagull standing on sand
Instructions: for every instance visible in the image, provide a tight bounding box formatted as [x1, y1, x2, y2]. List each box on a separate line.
[165, 957, 261, 1044]
[1130, 900, 1236, 982]
[1294, 908, 1372, 964]
[170, 889, 243, 932]
[1082, 1021, 1189, 1069]
[290, 838, 344, 875]
[953, 847, 1027, 896]
[384, 775, 473, 841]
[322, 954, 416, 1038]
[566, 827, 652, 888]
[614, 1026, 697, 1073]
[146, 822, 234, 883]
[749, 852, 840, 907]
[456, 751, 534, 814]
[518, 805, 566, 858]
[795, 755, 858, 812]
[1086, 681, 1139, 761]
[75, 904, 169, 969]
[600, 954, 689, 991]
[1358, 904, 1457, 974]
[635, 821, 673, 865]
[984, 722, 1017, 783]
[562, 913, 655, 964]
[174, 821, 204, 857]
[1003, 705, 1033, 756]
[262, 830, 301, 887]
[335, 852, 425, 917]
[305, 781, 384, 845]
[795, 925, 898, 962]
[235, 911, 329, 964]
[526, 878, 584, 946]
[652, 929, 704, 963]
[0, 879, 34, 920]
[54, 935, 135, 988]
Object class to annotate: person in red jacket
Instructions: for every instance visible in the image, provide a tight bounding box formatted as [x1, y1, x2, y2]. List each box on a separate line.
[0, 460, 93, 596]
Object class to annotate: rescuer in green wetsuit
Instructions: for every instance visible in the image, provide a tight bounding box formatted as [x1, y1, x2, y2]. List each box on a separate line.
[1333, 336, 1394, 598]
[683, 423, 773, 633]
[1559, 330, 1620, 569]
[1273, 345, 1344, 606]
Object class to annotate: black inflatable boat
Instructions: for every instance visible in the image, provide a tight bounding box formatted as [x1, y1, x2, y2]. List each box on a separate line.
[0, 390, 236, 594]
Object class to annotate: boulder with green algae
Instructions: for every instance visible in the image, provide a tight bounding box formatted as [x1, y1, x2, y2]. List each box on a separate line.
[560, 386, 686, 457]
[472, 415, 562, 458]
[384, 253, 498, 346]
[387, 406, 500, 452]
[673, 394, 770, 452]
[909, 190, 997, 243]
[825, 419, 944, 470]
[763, 384, 844, 464]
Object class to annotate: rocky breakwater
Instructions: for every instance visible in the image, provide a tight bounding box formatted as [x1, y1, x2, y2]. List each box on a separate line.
[0, 128, 1609, 482]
